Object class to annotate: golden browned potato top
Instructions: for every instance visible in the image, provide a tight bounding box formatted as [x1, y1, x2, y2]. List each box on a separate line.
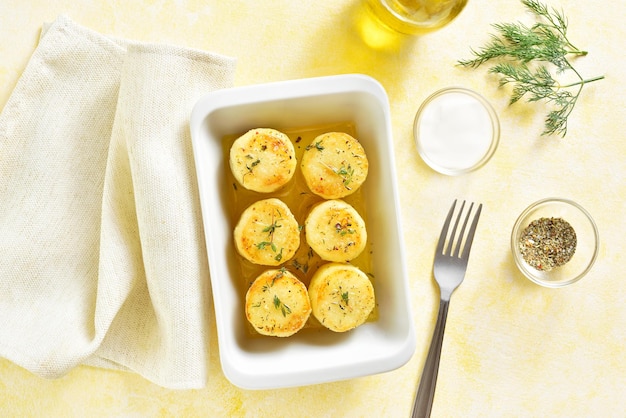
[245, 269, 311, 337]
[234, 198, 300, 266]
[230, 128, 296, 193]
[300, 132, 368, 199]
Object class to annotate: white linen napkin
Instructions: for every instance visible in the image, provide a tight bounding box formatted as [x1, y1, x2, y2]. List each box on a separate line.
[0, 15, 236, 389]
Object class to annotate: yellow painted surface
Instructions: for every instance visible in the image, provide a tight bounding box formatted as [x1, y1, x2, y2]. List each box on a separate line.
[1, 0, 625, 416]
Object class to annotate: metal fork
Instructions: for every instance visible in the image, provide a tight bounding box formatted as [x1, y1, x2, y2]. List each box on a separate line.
[411, 200, 483, 418]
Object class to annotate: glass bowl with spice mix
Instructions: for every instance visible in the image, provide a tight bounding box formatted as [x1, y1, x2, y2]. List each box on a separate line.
[511, 198, 599, 288]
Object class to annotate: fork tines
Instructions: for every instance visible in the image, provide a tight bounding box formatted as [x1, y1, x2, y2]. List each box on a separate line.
[437, 200, 483, 260]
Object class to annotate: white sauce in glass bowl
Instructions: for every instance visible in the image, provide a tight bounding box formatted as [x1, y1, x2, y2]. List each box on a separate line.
[414, 88, 499, 175]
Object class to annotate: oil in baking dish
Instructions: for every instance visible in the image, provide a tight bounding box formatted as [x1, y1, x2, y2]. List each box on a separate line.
[222, 121, 378, 334]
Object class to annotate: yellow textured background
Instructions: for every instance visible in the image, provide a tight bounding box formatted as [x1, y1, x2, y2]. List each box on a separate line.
[1, 0, 625, 416]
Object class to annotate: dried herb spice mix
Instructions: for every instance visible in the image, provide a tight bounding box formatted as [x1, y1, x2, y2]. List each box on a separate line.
[519, 217, 577, 271]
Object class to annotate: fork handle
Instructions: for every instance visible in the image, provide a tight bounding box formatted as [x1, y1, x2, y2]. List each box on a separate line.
[411, 298, 450, 418]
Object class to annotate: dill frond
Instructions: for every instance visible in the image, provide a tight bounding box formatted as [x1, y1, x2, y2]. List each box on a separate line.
[458, 0, 604, 137]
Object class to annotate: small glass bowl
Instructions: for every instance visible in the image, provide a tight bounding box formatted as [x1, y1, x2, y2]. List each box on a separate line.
[414, 87, 500, 176]
[511, 198, 599, 288]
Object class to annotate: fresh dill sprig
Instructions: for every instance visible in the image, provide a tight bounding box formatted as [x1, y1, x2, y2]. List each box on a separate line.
[458, 0, 604, 137]
[273, 294, 291, 317]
